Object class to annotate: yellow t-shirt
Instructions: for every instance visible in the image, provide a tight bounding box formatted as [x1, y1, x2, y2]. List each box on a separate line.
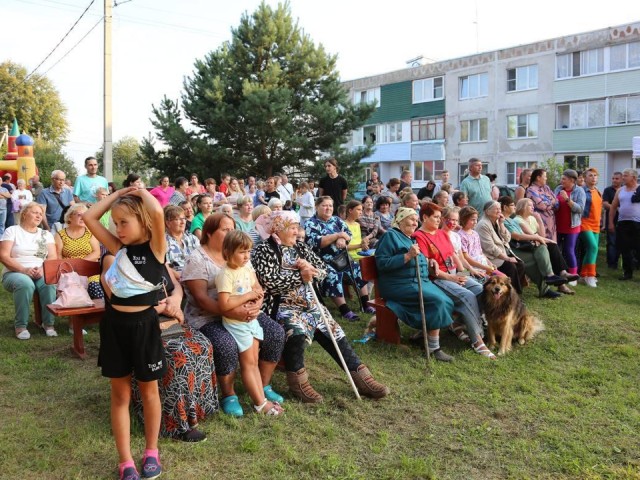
[346, 221, 363, 261]
[215, 264, 255, 325]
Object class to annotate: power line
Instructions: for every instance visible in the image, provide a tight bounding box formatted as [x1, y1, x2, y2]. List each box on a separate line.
[23, 0, 97, 83]
[41, 16, 104, 77]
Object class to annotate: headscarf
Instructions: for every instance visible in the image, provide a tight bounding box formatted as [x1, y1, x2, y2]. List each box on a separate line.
[255, 210, 300, 244]
[392, 207, 417, 229]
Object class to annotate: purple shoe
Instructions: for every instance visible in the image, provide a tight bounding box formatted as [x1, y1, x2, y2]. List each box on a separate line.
[342, 311, 360, 322]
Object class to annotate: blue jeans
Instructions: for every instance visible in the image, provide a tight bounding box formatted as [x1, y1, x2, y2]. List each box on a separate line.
[2, 271, 56, 329]
[0, 209, 6, 237]
[434, 276, 484, 342]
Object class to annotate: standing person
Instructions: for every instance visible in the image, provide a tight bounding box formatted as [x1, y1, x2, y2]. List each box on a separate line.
[526, 169, 558, 242]
[83, 187, 168, 480]
[1, 174, 15, 230]
[216, 231, 283, 415]
[554, 169, 585, 280]
[253, 180, 266, 207]
[218, 173, 231, 197]
[602, 171, 622, 269]
[262, 177, 280, 205]
[277, 173, 294, 203]
[149, 176, 174, 207]
[578, 168, 602, 287]
[295, 182, 315, 226]
[365, 171, 382, 195]
[318, 158, 348, 211]
[514, 169, 532, 202]
[36, 170, 75, 232]
[433, 170, 451, 195]
[399, 170, 413, 191]
[0, 182, 10, 236]
[73, 156, 108, 204]
[169, 177, 189, 206]
[608, 168, 640, 281]
[11, 179, 33, 223]
[459, 158, 492, 214]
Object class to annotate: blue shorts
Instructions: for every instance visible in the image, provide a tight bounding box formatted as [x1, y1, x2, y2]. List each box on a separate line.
[222, 318, 264, 352]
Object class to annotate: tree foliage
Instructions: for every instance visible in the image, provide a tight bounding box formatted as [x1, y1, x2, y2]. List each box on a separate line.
[34, 140, 78, 186]
[96, 136, 152, 186]
[145, 1, 374, 181]
[0, 61, 69, 145]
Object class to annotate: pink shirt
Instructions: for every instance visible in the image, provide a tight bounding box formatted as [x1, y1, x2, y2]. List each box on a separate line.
[149, 186, 175, 207]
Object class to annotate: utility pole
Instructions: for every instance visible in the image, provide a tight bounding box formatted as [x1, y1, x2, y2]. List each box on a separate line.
[104, 0, 113, 180]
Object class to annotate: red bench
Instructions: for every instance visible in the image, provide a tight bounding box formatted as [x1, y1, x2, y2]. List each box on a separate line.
[359, 256, 401, 344]
[35, 258, 105, 359]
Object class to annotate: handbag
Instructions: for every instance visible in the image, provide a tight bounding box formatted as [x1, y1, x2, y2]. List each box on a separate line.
[328, 249, 351, 272]
[159, 315, 184, 340]
[509, 239, 535, 251]
[52, 262, 94, 308]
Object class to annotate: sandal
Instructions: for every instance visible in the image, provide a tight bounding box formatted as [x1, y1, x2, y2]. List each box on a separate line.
[557, 284, 575, 295]
[254, 399, 284, 416]
[473, 341, 497, 360]
[449, 323, 471, 343]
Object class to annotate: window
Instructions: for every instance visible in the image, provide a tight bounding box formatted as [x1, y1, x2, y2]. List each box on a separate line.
[507, 65, 538, 92]
[609, 95, 640, 125]
[411, 116, 445, 141]
[460, 118, 488, 142]
[412, 76, 444, 103]
[564, 155, 590, 171]
[377, 122, 403, 143]
[556, 44, 637, 78]
[354, 88, 380, 107]
[556, 100, 605, 129]
[581, 48, 604, 75]
[507, 113, 538, 139]
[459, 73, 488, 100]
[414, 160, 445, 182]
[506, 161, 539, 185]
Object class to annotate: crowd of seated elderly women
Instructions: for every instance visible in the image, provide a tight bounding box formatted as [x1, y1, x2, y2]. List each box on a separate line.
[2, 165, 601, 441]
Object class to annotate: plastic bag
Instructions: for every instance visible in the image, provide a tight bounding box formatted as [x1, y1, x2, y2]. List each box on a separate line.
[52, 266, 94, 308]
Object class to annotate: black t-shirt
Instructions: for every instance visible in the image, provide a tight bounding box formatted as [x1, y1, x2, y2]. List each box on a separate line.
[417, 186, 435, 200]
[318, 175, 348, 207]
[110, 241, 164, 306]
[264, 190, 280, 204]
[602, 186, 619, 225]
[1, 182, 14, 207]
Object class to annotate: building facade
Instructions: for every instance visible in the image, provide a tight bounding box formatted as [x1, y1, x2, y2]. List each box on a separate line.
[343, 21, 640, 190]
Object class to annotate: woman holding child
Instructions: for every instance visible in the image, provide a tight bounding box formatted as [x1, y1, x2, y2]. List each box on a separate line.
[252, 210, 389, 402]
[181, 213, 286, 417]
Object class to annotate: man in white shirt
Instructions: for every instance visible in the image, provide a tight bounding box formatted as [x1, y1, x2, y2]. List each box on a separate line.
[276, 173, 294, 202]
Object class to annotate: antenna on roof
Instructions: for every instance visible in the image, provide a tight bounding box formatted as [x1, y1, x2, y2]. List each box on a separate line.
[406, 55, 424, 68]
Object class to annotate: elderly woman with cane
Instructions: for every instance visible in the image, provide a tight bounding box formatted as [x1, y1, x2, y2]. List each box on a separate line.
[374, 207, 455, 362]
[252, 210, 389, 403]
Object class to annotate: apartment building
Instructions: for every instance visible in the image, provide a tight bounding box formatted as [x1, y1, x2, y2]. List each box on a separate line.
[343, 21, 640, 190]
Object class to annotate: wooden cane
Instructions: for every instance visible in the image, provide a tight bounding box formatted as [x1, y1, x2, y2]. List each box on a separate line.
[415, 253, 431, 364]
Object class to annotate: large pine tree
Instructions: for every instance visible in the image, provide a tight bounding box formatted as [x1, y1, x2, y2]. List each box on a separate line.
[146, 1, 374, 180]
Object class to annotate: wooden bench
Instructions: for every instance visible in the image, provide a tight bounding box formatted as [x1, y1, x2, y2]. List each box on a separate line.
[35, 258, 105, 359]
[359, 255, 401, 344]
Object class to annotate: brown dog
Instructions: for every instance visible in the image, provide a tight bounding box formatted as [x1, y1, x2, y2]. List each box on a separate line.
[481, 276, 544, 355]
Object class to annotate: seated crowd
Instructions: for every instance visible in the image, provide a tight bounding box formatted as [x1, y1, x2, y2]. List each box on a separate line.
[2, 159, 634, 478]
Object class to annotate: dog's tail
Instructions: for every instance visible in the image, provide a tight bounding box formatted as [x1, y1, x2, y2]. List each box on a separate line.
[529, 314, 545, 337]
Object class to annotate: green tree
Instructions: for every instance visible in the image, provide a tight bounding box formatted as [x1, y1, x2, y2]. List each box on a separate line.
[146, 1, 374, 181]
[0, 61, 69, 145]
[34, 140, 78, 186]
[540, 157, 565, 190]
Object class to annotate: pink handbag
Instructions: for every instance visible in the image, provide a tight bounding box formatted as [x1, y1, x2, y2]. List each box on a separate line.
[52, 262, 94, 308]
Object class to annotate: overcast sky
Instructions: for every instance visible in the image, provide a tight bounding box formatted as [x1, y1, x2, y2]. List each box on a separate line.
[2, 0, 639, 175]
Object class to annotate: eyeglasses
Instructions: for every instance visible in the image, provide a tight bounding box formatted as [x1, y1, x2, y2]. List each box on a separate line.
[53, 177, 66, 181]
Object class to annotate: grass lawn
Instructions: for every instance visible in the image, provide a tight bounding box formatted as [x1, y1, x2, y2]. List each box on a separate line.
[1, 253, 639, 479]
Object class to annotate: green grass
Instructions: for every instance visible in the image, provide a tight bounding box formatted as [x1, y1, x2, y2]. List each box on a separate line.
[1, 251, 639, 479]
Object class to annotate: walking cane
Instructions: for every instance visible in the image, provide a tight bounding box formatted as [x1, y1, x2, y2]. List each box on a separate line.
[414, 251, 431, 364]
[306, 280, 361, 400]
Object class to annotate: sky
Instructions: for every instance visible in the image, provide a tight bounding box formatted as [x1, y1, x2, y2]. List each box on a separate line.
[2, 0, 639, 176]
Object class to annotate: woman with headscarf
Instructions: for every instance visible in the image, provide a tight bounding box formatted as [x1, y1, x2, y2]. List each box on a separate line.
[252, 210, 389, 402]
[374, 207, 455, 361]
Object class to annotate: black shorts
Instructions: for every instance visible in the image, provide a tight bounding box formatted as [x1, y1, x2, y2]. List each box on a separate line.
[98, 304, 167, 382]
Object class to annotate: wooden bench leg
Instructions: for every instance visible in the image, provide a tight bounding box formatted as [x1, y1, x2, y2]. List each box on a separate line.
[70, 316, 87, 360]
[375, 307, 401, 345]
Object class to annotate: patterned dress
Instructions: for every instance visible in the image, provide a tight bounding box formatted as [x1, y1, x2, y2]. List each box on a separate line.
[57, 227, 103, 299]
[526, 184, 558, 242]
[252, 239, 345, 344]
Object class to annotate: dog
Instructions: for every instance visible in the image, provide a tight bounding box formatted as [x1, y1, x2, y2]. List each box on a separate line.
[481, 276, 544, 355]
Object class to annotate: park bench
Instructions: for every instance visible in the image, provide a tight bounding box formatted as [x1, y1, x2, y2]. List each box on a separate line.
[35, 258, 105, 359]
[358, 255, 401, 344]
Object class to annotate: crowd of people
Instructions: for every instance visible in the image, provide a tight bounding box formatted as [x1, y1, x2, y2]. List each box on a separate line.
[1, 154, 639, 480]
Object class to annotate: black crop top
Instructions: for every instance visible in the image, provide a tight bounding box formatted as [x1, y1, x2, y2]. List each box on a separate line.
[110, 241, 164, 306]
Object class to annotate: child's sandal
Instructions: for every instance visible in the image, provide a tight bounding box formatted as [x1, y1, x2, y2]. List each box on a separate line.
[450, 323, 471, 343]
[254, 399, 284, 416]
[473, 342, 497, 360]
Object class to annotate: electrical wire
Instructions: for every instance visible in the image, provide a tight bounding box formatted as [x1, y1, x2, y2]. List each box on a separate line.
[22, 0, 98, 83]
[40, 17, 104, 77]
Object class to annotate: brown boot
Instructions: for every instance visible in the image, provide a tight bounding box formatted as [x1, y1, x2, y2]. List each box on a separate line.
[286, 368, 323, 403]
[350, 364, 390, 399]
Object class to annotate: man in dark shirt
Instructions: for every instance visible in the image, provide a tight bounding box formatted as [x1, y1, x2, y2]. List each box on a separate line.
[602, 171, 622, 268]
[262, 176, 281, 205]
[318, 158, 348, 211]
[399, 170, 413, 191]
[1, 174, 15, 229]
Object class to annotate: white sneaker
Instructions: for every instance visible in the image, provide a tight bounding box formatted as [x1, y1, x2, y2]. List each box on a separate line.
[568, 280, 578, 287]
[43, 327, 58, 337]
[577, 277, 587, 285]
[69, 328, 88, 335]
[585, 276, 597, 288]
[16, 330, 31, 340]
